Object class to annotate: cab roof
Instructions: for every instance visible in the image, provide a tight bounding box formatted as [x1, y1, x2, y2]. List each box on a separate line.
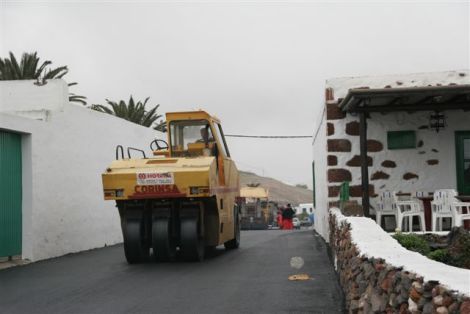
[166, 110, 221, 123]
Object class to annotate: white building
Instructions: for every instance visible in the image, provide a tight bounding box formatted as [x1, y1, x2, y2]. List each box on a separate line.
[0, 80, 158, 261]
[295, 203, 314, 216]
[312, 70, 470, 240]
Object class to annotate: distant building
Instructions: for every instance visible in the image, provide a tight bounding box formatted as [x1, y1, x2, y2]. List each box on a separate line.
[295, 203, 314, 215]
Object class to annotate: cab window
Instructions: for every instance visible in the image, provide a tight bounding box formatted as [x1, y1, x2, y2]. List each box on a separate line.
[169, 120, 215, 157]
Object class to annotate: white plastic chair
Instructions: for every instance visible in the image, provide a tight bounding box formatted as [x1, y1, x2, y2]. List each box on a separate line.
[376, 191, 397, 229]
[451, 201, 470, 228]
[431, 189, 458, 231]
[395, 191, 426, 232]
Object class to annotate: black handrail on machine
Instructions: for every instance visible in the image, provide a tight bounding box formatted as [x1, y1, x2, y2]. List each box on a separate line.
[116, 145, 125, 160]
[127, 147, 147, 159]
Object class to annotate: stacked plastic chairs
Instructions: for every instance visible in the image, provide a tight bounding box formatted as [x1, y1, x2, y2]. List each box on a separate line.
[431, 189, 458, 231]
[376, 191, 398, 229]
[377, 191, 426, 232]
[452, 200, 470, 228]
[431, 189, 470, 231]
[377, 189, 470, 232]
[395, 191, 426, 232]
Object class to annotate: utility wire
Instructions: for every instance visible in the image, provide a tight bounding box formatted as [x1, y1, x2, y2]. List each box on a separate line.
[225, 134, 312, 138]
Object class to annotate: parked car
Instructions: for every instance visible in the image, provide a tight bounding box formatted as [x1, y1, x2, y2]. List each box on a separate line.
[301, 218, 312, 227]
[293, 218, 301, 229]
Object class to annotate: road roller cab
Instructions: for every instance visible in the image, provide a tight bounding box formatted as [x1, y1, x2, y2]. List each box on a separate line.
[101, 110, 240, 263]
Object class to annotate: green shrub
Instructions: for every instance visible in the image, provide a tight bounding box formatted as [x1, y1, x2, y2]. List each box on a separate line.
[427, 249, 452, 263]
[393, 229, 470, 269]
[393, 233, 431, 255]
[447, 228, 470, 269]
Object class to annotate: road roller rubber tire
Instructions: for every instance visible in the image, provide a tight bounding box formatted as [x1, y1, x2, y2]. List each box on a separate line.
[152, 218, 176, 262]
[224, 210, 240, 250]
[180, 218, 204, 262]
[123, 218, 150, 264]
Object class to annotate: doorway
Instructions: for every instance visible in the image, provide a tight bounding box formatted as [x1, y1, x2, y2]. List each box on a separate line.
[0, 131, 22, 258]
[455, 131, 470, 195]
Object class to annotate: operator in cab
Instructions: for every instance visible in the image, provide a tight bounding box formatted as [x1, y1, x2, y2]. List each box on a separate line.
[197, 126, 214, 146]
[197, 126, 215, 156]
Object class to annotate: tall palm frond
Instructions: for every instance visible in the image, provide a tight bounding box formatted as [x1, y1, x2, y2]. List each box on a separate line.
[69, 94, 87, 106]
[0, 51, 86, 105]
[154, 121, 167, 132]
[91, 96, 165, 132]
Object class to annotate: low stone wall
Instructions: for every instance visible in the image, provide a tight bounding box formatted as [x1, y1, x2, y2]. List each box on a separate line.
[329, 208, 470, 314]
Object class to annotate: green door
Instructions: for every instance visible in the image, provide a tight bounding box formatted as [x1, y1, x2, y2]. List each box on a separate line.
[455, 131, 470, 195]
[0, 131, 22, 257]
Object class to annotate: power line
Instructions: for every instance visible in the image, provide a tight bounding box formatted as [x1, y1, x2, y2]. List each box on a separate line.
[225, 134, 312, 138]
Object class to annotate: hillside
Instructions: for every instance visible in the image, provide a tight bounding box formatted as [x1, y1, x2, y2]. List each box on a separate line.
[239, 171, 313, 205]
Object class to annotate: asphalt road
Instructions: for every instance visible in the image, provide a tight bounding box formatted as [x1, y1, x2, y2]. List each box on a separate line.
[0, 229, 345, 314]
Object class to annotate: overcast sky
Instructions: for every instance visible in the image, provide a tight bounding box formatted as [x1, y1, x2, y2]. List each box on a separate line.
[1, 1, 469, 188]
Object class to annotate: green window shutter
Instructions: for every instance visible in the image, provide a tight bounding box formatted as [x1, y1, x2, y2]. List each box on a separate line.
[387, 131, 416, 150]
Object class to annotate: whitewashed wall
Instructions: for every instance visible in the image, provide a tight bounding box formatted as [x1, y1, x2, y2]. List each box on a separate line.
[0, 79, 67, 112]
[312, 106, 328, 239]
[0, 80, 160, 261]
[313, 70, 470, 240]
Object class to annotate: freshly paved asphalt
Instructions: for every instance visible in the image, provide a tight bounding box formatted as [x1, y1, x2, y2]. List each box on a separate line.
[0, 229, 345, 314]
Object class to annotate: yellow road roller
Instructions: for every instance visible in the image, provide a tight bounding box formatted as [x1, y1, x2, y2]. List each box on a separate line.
[101, 111, 240, 263]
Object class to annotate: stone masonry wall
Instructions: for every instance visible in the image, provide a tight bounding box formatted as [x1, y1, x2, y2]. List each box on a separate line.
[329, 211, 470, 314]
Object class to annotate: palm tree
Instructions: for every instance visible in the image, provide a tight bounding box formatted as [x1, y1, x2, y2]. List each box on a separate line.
[67, 82, 87, 106]
[0, 51, 87, 105]
[91, 96, 165, 131]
